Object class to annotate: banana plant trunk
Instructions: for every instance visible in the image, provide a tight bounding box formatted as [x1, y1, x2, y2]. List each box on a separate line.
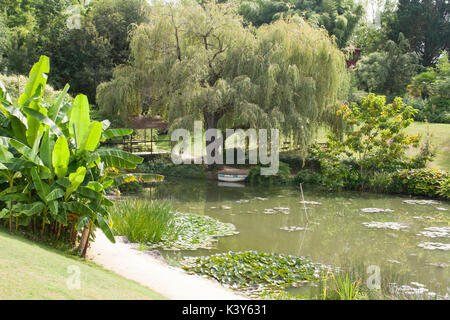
[78, 222, 92, 257]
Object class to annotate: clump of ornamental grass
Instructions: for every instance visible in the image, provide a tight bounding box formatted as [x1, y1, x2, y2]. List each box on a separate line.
[110, 199, 178, 244]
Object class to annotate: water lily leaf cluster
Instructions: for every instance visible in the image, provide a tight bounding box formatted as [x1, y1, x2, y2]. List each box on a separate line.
[0, 56, 145, 256]
[181, 251, 317, 296]
[149, 213, 238, 250]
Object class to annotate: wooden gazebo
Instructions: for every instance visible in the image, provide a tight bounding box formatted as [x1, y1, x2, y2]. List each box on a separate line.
[120, 115, 170, 154]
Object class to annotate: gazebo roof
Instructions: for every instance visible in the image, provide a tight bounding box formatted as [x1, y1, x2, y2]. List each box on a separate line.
[126, 115, 169, 130]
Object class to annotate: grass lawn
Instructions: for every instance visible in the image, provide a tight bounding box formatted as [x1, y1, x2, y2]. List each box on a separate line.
[0, 230, 166, 300]
[403, 122, 450, 172]
[316, 122, 450, 172]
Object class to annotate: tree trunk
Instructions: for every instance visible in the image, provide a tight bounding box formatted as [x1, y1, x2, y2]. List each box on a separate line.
[78, 222, 92, 257]
[203, 110, 224, 168]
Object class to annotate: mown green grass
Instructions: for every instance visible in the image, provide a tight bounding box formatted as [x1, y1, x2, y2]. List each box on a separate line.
[403, 122, 450, 171]
[0, 230, 166, 300]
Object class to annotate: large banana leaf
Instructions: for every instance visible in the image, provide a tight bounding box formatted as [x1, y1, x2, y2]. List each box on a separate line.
[69, 95, 91, 149]
[18, 56, 50, 106]
[49, 84, 70, 122]
[0, 137, 43, 165]
[31, 167, 50, 203]
[40, 130, 55, 169]
[101, 128, 133, 141]
[52, 136, 70, 178]
[23, 107, 63, 137]
[81, 121, 103, 152]
[96, 148, 143, 169]
[65, 166, 86, 196]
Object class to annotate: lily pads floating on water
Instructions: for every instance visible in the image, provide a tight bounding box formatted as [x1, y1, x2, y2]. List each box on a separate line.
[264, 207, 290, 215]
[235, 199, 249, 204]
[391, 282, 437, 298]
[361, 208, 394, 213]
[299, 201, 322, 205]
[417, 227, 450, 239]
[436, 207, 448, 211]
[280, 226, 307, 232]
[362, 221, 409, 230]
[181, 251, 319, 297]
[418, 242, 450, 251]
[147, 212, 238, 250]
[403, 200, 441, 205]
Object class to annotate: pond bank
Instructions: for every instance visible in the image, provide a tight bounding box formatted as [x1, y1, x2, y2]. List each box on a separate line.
[87, 231, 248, 300]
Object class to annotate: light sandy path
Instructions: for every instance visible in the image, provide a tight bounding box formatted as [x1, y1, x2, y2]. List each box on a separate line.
[87, 231, 247, 300]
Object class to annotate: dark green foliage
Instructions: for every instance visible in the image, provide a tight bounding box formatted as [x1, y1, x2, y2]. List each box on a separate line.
[118, 181, 143, 193]
[182, 251, 316, 294]
[386, 0, 450, 67]
[391, 168, 450, 199]
[293, 170, 322, 186]
[139, 159, 207, 179]
[230, 0, 364, 48]
[247, 161, 291, 185]
[408, 52, 450, 123]
[354, 34, 420, 100]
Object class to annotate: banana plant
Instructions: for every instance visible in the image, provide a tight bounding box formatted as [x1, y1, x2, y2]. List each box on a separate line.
[0, 56, 156, 256]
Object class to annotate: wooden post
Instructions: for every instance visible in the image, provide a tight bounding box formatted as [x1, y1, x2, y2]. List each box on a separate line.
[150, 128, 153, 154]
[144, 128, 147, 152]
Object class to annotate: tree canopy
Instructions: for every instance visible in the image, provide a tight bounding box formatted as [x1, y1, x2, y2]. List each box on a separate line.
[97, 1, 349, 151]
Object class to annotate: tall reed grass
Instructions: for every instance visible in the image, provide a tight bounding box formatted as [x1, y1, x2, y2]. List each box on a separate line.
[109, 199, 178, 244]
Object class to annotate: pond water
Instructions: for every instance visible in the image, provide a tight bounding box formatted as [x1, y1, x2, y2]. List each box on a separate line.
[136, 178, 450, 296]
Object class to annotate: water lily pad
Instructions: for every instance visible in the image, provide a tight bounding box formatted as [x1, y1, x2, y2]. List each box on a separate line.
[417, 242, 450, 251]
[147, 213, 238, 250]
[403, 200, 440, 205]
[417, 227, 450, 239]
[436, 207, 448, 211]
[280, 226, 307, 232]
[362, 221, 409, 230]
[221, 205, 231, 210]
[361, 208, 394, 213]
[299, 201, 322, 205]
[181, 251, 318, 297]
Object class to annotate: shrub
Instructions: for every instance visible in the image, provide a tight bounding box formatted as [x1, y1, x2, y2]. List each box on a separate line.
[110, 199, 177, 244]
[247, 161, 291, 185]
[313, 93, 434, 191]
[139, 159, 207, 179]
[293, 170, 322, 186]
[391, 168, 449, 198]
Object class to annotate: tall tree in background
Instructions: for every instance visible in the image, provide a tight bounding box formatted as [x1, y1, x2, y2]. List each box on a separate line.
[354, 33, 420, 100]
[222, 0, 364, 48]
[49, 0, 150, 103]
[0, 0, 150, 103]
[386, 0, 450, 66]
[0, 0, 70, 74]
[97, 1, 349, 151]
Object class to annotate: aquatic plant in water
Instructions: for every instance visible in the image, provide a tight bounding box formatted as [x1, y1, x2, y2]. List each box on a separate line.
[417, 242, 450, 251]
[360, 208, 393, 213]
[181, 251, 318, 297]
[362, 222, 409, 230]
[148, 213, 238, 250]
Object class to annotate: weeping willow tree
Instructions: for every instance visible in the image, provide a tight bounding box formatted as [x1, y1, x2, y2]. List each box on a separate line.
[97, 0, 349, 152]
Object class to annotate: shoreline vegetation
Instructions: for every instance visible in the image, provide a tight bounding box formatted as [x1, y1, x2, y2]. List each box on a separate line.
[109, 199, 239, 251]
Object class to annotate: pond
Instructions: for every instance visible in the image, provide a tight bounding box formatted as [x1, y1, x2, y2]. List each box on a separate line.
[135, 178, 450, 297]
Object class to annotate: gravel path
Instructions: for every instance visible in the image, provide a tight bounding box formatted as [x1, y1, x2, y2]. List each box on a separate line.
[87, 231, 247, 300]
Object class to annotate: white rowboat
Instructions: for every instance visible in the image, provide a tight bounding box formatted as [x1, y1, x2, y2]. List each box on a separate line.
[218, 174, 247, 182]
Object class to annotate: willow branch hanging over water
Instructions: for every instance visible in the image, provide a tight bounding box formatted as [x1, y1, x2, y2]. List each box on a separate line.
[96, 0, 349, 152]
